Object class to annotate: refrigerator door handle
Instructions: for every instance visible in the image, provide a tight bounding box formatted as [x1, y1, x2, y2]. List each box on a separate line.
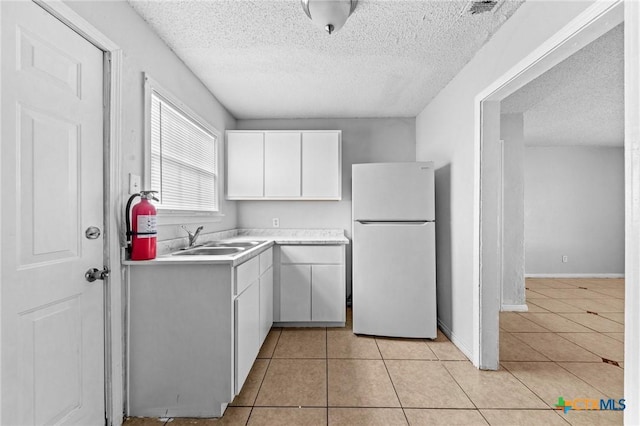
[357, 221, 432, 225]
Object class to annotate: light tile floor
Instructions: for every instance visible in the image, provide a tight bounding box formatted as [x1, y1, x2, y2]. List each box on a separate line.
[125, 278, 624, 425]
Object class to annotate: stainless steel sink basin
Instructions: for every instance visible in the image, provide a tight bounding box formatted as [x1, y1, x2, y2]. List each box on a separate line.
[172, 247, 244, 256]
[205, 241, 265, 248]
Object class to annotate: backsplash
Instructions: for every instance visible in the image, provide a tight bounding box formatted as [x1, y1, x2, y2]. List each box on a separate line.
[154, 228, 347, 256]
[237, 228, 346, 238]
[155, 229, 239, 255]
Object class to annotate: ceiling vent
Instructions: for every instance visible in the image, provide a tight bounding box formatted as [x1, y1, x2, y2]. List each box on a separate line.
[465, 0, 499, 15]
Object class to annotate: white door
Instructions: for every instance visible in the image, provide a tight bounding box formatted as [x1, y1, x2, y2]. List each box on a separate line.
[1, 2, 105, 424]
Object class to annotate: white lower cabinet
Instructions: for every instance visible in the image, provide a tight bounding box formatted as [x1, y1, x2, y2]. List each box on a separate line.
[128, 263, 236, 418]
[278, 245, 345, 324]
[127, 246, 273, 419]
[259, 250, 274, 343]
[311, 265, 344, 321]
[280, 264, 312, 321]
[235, 280, 260, 394]
[235, 248, 273, 394]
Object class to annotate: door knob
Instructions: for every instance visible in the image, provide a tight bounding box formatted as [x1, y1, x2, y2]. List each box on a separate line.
[85, 226, 101, 239]
[85, 267, 109, 282]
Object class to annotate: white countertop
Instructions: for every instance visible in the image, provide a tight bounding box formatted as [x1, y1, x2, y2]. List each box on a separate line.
[237, 228, 349, 245]
[123, 228, 349, 267]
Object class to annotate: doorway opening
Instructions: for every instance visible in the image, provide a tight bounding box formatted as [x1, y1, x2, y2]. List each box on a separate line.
[473, 2, 640, 422]
[496, 19, 625, 407]
[474, 0, 624, 370]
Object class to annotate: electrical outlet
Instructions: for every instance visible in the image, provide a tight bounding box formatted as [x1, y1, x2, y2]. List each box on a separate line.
[562, 255, 569, 263]
[272, 218, 280, 228]
[129, 173, 141, 194]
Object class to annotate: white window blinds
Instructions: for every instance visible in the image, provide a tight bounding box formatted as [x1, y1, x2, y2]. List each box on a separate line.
[150, 92, 218, 212]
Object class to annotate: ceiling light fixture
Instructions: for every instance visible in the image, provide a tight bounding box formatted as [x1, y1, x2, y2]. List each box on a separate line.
[301, 0, 358, 35]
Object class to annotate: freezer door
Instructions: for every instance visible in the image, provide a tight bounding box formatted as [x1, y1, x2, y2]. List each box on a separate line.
[352, 162, 435, 221]
[352, 221, 436, 338]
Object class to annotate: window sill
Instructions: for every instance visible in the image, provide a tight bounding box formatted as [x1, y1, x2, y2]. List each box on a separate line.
[156, 209, 224, 226]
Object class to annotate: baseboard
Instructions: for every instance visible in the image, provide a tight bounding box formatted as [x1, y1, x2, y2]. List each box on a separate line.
[273, 321, 345, 328]
[525, 273, 624, 278]
[501, 304, 529, 312]
[437, 319, 472, 361]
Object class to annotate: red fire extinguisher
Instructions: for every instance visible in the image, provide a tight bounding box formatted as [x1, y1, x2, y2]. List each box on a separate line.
[126, 190, 159, 260]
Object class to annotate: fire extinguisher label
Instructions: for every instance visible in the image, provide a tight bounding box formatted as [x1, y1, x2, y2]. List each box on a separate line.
[137, 215, 157, 238]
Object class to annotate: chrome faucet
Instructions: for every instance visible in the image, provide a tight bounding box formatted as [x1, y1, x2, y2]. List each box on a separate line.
[182, 225, 204, 247]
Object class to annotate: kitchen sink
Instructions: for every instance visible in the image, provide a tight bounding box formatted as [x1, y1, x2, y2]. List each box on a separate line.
[172, 247, 244, 256]
[204, 241, 265, 248]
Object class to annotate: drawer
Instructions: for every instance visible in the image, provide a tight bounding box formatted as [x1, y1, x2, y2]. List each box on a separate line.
[259, 248, 273, 275]
[236, 256, 259, 295]
[280, 245, 343, 264]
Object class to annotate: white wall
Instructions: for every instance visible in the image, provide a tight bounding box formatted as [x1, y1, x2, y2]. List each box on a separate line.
[524, 146, 624, 275]
[501, 114, 525, 307]
[66, 0, 238, 242]
[237, 118, 416, 298]
[415, 1, 594, 355]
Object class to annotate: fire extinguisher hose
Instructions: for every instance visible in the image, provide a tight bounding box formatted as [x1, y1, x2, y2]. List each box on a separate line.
[125, 193, 140, 252]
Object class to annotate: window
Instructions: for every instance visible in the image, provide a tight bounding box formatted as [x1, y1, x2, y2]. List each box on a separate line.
[146, 76, 219, 214]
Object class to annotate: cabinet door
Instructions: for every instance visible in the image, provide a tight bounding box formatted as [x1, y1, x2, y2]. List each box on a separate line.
[280, 264, 311, 321]
[259, 268, 273, 344]
[302, 132, 341, 199]
[227, 132, 264, 198]
[235, 281, 260, 394]
[311, 265, 345, 322]
[264, 132, 301, 197]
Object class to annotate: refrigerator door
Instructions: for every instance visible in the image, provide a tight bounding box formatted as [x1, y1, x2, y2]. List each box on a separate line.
[352, 162, 435, 221]
[352, 221, 436, 338]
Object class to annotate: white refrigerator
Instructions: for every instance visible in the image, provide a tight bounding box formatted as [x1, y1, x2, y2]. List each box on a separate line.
[352, 162, 436, 338]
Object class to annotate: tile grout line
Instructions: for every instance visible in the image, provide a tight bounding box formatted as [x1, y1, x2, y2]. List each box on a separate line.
[556, 311, 625, 334]
[374, 337, 410, 425]
[522, 308, 624, 334]
[501, 284, 574, 412]
[524, 300, 550, 313]
[497, 363, 576, 425]
[495, 361, 557, 410]
[325, 327, 329, 426]
[505, 311, 553, 333]
[246, 328, 283, 424]
[500, 330, 553, 362]
[506, 324, 622, 364]
[502, 277, 622, 422]
[552, 331, 622, 364]
[595, 313, 625, 326]
[553, 359, 621, 399]
[438, 360, 484, 421]
[244, 358, 271, 424]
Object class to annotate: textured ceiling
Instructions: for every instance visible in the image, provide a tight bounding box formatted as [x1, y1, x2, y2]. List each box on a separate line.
[502, 23, 624, 147]
[128, 0, 524, 119]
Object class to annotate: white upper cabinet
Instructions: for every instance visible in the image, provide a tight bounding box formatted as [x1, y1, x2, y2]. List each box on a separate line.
[226, 132, 264, 198]
[264, 132, 301, 197]
[302, 132, 341, 199]
[226, 130, 341, 200]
